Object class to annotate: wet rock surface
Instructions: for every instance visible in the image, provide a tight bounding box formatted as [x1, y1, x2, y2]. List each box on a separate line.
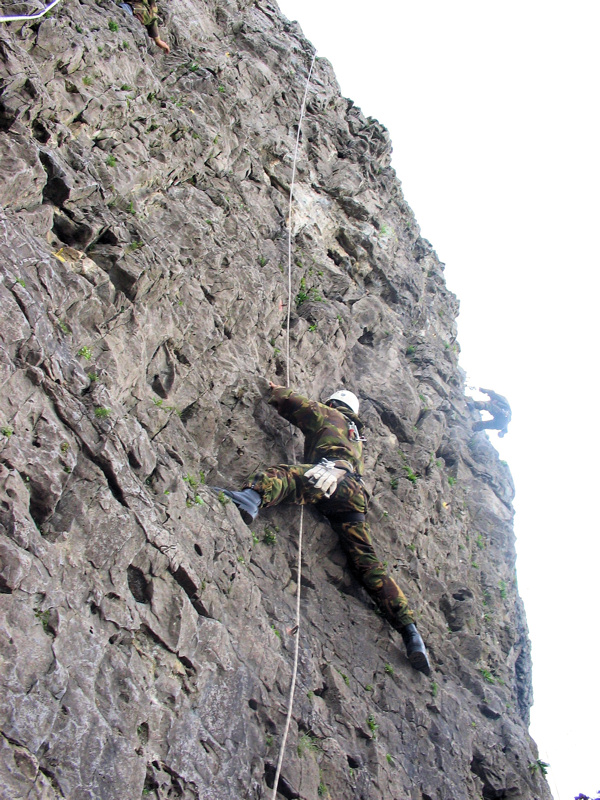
[0, 1, 551, 798]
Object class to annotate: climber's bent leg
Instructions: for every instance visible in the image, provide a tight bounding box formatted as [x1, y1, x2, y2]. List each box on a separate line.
[331, 520, 416, 630]
[244, 464, 321, 508]
[217, 465, 325, 525]
[335, 521, 430, 673]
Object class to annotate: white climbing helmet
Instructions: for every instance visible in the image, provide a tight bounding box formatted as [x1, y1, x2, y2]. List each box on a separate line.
[326, 389, 359, 415]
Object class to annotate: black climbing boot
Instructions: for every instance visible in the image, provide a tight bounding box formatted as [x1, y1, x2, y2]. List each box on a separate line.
[213, 488, 261, 524]
[401, 623, 431, 675]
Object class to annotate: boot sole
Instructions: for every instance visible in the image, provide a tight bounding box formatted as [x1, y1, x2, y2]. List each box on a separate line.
[210, 487, 257, 524]
[408, 650, 431, 675]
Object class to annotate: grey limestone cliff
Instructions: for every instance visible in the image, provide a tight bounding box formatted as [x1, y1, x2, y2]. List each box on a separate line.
[0, 1, 552, 798]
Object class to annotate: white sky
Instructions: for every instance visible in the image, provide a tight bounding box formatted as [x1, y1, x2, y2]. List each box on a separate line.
[277, 2, 600, 798]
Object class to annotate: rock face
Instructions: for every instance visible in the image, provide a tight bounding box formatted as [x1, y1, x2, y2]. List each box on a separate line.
[0, 1, 552, 799]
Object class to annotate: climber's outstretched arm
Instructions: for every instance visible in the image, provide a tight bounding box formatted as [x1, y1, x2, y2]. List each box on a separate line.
[266, 383, 325, 435]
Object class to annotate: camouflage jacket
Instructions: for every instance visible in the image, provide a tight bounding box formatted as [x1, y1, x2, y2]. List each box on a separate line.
[269, 387, 365, 475]
[131, 0, 159, 37]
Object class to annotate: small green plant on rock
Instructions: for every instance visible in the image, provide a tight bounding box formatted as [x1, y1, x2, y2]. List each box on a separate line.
[78, 346, 92, 360]
[390, 477, 398, 490]
[34, 607, 52, 634]
[297, 732, 320, 757]
[217, 491, 229, 505]
[529, 759, 549, 776]
[479, 667, 495, 684]
[402, 464, 418, 484]
[94, 407, 111, 418]
[106, 155, 117, 167]
[447, 475, 457, 486]
[384, 663, 394, 675]
[336, 668, 349, 686]
[83, 75, 94, 86]
[186, 495, 205, 508]
[367, 714, 378, 737]
[263, 527, 277, 545]
[295, 277, 309, 307]
[108, 19, 119, 31]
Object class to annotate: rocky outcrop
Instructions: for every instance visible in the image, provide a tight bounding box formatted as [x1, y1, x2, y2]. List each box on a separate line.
[0, 1, 551, 798]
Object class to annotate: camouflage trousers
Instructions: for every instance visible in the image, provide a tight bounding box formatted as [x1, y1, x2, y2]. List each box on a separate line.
[245, 464, 415, 630]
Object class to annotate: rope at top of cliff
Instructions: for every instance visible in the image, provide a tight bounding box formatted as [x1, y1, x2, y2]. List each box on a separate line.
[285, 53, 316, 390]
[0, 0, 63, 23]
[270, 50, 316, 800]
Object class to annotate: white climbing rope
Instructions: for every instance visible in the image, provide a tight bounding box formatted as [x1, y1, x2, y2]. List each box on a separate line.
[270, 51, 316, 800]
[0, 0, 63, 23]
[285, 52, 317, 389]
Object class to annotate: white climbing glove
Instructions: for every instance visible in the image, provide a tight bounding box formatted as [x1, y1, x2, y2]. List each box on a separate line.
[305, 459, 347, 498]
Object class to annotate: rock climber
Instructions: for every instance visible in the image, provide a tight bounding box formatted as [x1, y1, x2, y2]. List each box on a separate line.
[119, 0, 170, 53]
[215, 383, 431, 675]
[470, 387, 511, 437]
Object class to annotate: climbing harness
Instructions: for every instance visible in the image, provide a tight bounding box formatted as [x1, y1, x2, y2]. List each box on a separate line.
[0, 0, 63, 23]
[270, 50, 316, 800]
